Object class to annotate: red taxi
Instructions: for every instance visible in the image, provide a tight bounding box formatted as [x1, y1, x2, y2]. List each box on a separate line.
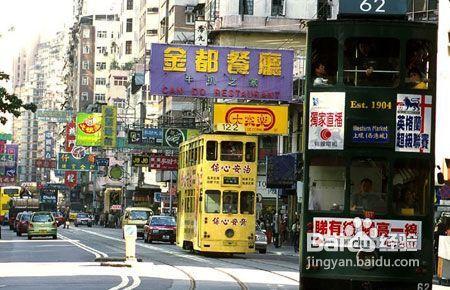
[143, 215, 176, 244]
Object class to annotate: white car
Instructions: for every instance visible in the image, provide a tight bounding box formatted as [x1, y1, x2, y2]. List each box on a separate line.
[255, 225, 268, 254]
[74, 213, 93, 227]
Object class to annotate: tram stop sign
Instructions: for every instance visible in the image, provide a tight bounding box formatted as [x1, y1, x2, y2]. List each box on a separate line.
[124, 225, 137, 240]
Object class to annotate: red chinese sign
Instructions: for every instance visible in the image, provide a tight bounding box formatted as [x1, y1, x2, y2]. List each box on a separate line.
[64, 171, 78, 188]
[149, 154, 178, 170]
[65, 121, 76, 152]
[35, 159, 57, 168]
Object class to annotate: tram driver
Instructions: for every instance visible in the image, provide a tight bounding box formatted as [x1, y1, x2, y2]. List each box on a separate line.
[351, 178, 386, 212]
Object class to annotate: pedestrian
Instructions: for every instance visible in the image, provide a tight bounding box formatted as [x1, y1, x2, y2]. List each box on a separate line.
[292, 219, 300, 253]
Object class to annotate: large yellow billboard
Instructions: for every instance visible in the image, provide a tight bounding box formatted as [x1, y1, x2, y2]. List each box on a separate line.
[213, 104, 288, 135]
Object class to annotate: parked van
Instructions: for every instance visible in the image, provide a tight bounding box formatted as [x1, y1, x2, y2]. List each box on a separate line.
[121, 207, 153, 238]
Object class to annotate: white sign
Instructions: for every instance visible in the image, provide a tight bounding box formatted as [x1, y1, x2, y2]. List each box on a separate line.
[257, 176, 277, 199]
[194, 21, 208, 46]
[308, 92, 345, 150]
[312, 217, 422, 251]
[124, 225, 137, 239]
[395, 94, 431, 153]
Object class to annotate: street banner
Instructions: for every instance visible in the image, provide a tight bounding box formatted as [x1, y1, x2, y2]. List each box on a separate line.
[0, 140, 4, 154]
[143, 128, 163, 145]
[163, 128, 199, 148]
[40, 187, 58, 204]
[76, 113, 103, 146]
[64, 171, 78, 189]
[308, 92, 345, 150]
[35, 159, 57, 168]
[0, 133, 12, 141]
[150, 43, 294, 102]
[0, 144, 18, 185]
[36, 109, 73, 122]
[44, 131, 54, 159]
[57, 152, 98, 171]
[101, 105, 117, 148]
[395, 94, 431, 153]
[149, 154, 178, 170]
[132, 155, 150, 167]
[65, 121, 76, 152]
[213, 104, 288, 135]
[95, 158, 110, 167]
[128, 130, 143, 144]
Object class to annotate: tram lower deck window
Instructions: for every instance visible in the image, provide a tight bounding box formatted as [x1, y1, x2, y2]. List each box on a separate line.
[308, 156, 345, 212]
[240, 191, 254, 214]
[222, 191, 238, 214]
[205, 190, 220, 213]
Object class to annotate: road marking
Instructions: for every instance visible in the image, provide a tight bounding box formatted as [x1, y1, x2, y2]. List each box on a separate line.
[125, 275, 141, 290]
[58, 233, 108, 258]
[109, 275, 129, 290]
[0, 239, 80, 243]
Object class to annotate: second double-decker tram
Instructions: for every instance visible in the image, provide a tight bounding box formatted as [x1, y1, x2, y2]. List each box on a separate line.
[177, 133, 258, 254]
[300, 8, 437, 290]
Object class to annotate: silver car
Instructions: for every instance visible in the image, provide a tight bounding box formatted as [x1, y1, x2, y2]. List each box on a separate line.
[74, 213, 93, 227]
[255, 225, 268, 254]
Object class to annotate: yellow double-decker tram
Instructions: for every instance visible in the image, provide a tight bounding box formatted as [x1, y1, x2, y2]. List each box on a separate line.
[177, 132, 258, 254]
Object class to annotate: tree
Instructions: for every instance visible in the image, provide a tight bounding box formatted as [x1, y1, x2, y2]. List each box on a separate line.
[0, 71, 37, 124]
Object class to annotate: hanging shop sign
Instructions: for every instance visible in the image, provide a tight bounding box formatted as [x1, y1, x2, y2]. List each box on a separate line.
[64, 171, 78, 189]
[163, 128, 199, 148]
[213, 104, 288, 135]
[95, 158, 110, 167]
[149, 155, 178, 170]
[35, 159, 57, 168]
[76, 113, 103, 146]
[57, 152, 97, 171]
[44, 131, 54, 159]
[395, 94, 431, 153]
[109, 165, 124, 181]
[36, 109, 73, 123]
[128, 129, 143, 144]
[308, 92, 345, 150]
[65, 121, 76, 152]
[132, 155, 150, 167]
[143, 128, 164, 146]
[149, 43, 294, 102]
[101, 105, 117, 148]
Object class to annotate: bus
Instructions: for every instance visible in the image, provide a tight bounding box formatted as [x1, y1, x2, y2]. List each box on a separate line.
[0, 186, 22, 224]
[300, 8, 437, 290]
[177, 133, 258, 254]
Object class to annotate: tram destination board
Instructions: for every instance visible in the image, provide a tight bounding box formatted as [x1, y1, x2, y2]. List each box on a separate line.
[339, 0, 408, 17]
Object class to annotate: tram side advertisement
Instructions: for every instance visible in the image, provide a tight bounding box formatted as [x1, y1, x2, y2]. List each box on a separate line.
[308, 92, 345, 150]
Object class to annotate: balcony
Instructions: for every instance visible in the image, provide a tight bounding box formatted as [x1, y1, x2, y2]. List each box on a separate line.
[213, 14, 305, 33]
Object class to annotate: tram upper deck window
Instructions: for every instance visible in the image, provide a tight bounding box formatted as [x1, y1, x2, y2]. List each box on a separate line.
[311, 38, 337, 87]
[205, 190, 220, 213]
[206, 141, 217, 161]
[406, 39, 431, 90]
[308, 156, 345, 212]
[245, 142, 256, 162]
[240, 191, 255, 214]
[223, 191, 238, 214]
[393, 159, 429, 216]
[350, 158, 388, 214]
[344, 38, 400, 87]
[221, 141, 243, 161]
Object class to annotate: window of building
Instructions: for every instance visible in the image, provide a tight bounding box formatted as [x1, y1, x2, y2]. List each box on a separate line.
[126, 18, 133, 32]
[81, 92, 88, 102]
[245, 142, 256, 162]
[97, 31, 107, 38]
[146, 29, 158, 36]
[125, 41, 132, 54]
[344, 38, 400, 87]
[221, 141, 243, 161]
[83, 29, 90, 38]
[96, 46, 107, 54]
[205, 190, 220, 213]
[239, 0, 254, 15]
[127, 0, 133, 10]
[308, 156, 345, 212]
[82, 61, 89, 70]
[271, 0, 284, 16]
[186, 13, 195, 25]
[222, 191, 238, 214]
[114, 99, 126, 109]
[405, 39, 432, 90]
[114, 76, 127, 86]
[206, 141, 217, 161]
[311, 38, 338, 86]
[83, 45, 90, 54]
[240, 191, 254, 214]
[147, 7, 158, 13]
[95, 78, 106, 85]
[350, 158, 388, 214]
[82, 76, 89, 86]
[96, 62, 107, 70]
[94, 93, 106, 102]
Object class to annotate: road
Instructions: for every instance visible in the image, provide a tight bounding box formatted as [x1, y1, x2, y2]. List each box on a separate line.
[0, 225, 299, 289]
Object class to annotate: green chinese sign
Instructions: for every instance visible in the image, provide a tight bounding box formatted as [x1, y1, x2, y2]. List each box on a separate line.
[76, 113, 103, 146]
[0, 133, 12, 141]
[57, 153, 98, 171]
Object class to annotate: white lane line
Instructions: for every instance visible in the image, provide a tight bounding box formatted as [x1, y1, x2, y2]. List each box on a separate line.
[109, 275, 129, 290]
[0, 239, 80, 243]
[58, 233, 108, 258]
[125, 275, 141, 290]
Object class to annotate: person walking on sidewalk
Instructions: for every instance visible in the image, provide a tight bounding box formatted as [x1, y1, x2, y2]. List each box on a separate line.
[292, 219, 300, 253]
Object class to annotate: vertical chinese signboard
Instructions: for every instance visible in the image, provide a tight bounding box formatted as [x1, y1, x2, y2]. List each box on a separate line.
[0, 143, 18, 185]
[150, 43, 294, 101]
[65, 120, 76, 152]
[44, 131, 54, 159]
[395, 94, 431, 153]
[308, 92, 345, 150]
[76, 113, 103, 146]
[213, 104, 288, 135]
[101, 105, 117, 148]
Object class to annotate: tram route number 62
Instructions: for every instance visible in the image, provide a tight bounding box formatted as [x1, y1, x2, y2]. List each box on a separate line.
[417, 283, 430, 290]
[359, 0, 386, 13]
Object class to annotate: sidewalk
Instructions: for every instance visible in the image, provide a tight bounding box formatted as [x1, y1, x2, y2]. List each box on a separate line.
[266, 243, 299, 257]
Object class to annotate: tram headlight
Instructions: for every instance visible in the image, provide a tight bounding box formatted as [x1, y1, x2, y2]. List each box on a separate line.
[225, 228, 234, 238]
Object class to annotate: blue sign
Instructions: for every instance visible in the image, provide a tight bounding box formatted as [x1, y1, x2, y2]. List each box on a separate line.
[266, 154, 299, 188]
[95, 158, 110, 167]
[143, 128, 163, 146]
[44, 131, 54, 159]
[352, 124, 390, 144]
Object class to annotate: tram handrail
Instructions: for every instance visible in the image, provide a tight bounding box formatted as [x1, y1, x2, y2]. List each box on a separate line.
[344, 69, 399, 73]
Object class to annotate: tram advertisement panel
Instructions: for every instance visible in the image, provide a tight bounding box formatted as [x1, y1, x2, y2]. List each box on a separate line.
[308, 92, 345, 150]
[395, 94, 431, 153]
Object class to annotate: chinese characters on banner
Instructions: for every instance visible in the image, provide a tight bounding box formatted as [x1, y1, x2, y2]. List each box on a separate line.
[149, 155, 178, 170]
[395, 94, 431, 153]
[76, 113, 103, 146]
[213, 104, 288, 135]
[65, 121, 76, 152]
[35, 159, 57, 168]
[64, 171, 78, 188]
[312, 217, 422, 251]
[0, 143, 18, 185]
[57, 153, 98, 171]
[308, 92, 345, 150]
[101, 105, 117, 148]
[150, 43, 294, 101]
[44, 131, 54, 159]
